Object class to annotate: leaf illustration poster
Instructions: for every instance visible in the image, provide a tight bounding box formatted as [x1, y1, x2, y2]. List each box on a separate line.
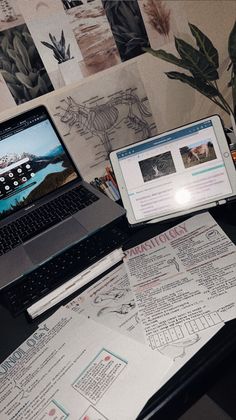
[102, 0, 150, 61]
[18, 0, 83, 89]
[0, 23, 54, 105]
[0, 73, 16, 112]
[138, 0, 187, 50]
[47, 61, 157, 181]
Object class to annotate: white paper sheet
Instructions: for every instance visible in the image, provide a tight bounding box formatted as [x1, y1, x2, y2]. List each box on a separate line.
[65, 260, 224, 392]
[158, 323, 223, 387]
[170, 212, 236, 322]
[65, 264, 144, 342]
[124, 212, 236, 350]
[0, 307, 172, 420]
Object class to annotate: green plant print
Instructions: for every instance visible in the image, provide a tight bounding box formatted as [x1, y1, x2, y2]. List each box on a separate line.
[0, 24, 54, 105]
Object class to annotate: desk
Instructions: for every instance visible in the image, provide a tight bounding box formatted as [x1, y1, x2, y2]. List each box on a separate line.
[1, 202, 236, 419]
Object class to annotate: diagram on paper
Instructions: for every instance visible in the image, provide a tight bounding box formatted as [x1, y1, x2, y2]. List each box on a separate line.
[149, 325, 185, 349]
[65, 264, 144, 342]
[93, 284, 135, 319]
[48, 62, 157, 180]
[147, 313, 223, 360]
[159, 334, 200, 360]
[148, 326, 201, 360]
[185, 312, 223, 334]
[54, 91, 154, 155]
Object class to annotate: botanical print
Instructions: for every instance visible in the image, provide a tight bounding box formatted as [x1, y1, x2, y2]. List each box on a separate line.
[141, 0, 171, 37]
[47, 69, 65, 91]
[24, 10, 83, 88]
[47, 62, 157, 181]
[138, 0, 184, 49]
[41, 30, 74, 64]
[0, 24, 54, 105]
[66, 0, 120, 77]
[0, 0, 24, 31]
[0, 73, 16, 111]
[102, 0, 150, 61]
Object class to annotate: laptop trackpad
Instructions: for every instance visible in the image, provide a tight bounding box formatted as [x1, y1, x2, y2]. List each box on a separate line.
[24, 218, 87, 264]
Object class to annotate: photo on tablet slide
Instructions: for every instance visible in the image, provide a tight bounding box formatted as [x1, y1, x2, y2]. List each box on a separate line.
[139, 152, 176, 182]
[180, 141, 217, 169]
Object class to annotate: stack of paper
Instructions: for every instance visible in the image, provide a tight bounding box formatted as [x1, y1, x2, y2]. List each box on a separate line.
[1, 211, 235, 419]
[66, 212, 236, 390]
[0, 308, 171, 420]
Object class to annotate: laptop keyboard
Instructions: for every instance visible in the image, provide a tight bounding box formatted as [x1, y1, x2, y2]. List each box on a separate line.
[0, 185, 99, 255]
[2, 222, 129, 316]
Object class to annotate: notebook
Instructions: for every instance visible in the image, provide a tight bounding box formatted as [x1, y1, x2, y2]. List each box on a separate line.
[110, 115, 236, 225]
[0, 105, 125, 290]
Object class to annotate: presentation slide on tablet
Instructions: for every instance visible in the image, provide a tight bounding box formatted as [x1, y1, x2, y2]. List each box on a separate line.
[110, 116, 236, 224]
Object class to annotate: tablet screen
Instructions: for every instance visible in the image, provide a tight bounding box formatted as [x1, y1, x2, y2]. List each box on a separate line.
[111, 116, 235, 224]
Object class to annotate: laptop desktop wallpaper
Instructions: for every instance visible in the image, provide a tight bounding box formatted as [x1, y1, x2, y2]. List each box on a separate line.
[0, 119, 78, 220]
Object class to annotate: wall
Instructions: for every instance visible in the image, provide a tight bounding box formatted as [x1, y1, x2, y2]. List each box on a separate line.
[138, 0, 236, 132]
[0, 0, 235, 179]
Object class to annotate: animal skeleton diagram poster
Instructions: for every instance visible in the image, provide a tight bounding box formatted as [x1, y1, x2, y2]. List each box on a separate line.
[47, 62, 157, 181]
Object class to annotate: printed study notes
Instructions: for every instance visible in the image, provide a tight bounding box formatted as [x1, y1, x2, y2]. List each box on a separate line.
[0, 308, 171, 420]
[66, 262, 224, 389]
[123, 212, 236, 350]
[1, 211, 236, 419]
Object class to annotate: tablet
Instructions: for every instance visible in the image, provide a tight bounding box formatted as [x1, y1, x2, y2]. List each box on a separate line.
[110, 115, 236, 225]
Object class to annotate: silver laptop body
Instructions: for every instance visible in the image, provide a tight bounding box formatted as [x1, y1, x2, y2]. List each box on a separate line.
[0, 105, 125, 290]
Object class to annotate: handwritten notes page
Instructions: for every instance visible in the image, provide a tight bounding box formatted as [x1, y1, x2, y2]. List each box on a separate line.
[0, 308, 171, 420]
[124, 212, 236, 351]
[66, 261, 224, 389]
[65, 264, 144, 342]
[1, 212, 235, 419]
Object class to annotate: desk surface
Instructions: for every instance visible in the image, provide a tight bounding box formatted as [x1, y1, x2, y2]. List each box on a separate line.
[1, 203, 236, 420]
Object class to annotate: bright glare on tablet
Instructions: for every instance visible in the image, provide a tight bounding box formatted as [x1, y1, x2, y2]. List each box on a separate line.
[110, 115, 236, 225]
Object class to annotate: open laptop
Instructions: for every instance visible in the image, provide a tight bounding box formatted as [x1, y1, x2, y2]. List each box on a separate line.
[110, 115, 236, 226]
[0, 105, 125, 290]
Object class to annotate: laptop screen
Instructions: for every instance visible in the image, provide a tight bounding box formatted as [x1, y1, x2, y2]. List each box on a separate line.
[0, 107, 78, 221]
[113, 118, 233, 223]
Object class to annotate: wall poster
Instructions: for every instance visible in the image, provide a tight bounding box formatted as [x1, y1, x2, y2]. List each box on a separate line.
[47, 61, 157, 180]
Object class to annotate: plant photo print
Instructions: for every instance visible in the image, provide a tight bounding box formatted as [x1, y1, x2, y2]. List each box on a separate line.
[142, 0, 171, 37]
[102, 0, 150, 61]
[0, 24, 54, 104]
[65, 0, 121, 77]
[139, 0, 183, 50]
[41, 30, 74, 64]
